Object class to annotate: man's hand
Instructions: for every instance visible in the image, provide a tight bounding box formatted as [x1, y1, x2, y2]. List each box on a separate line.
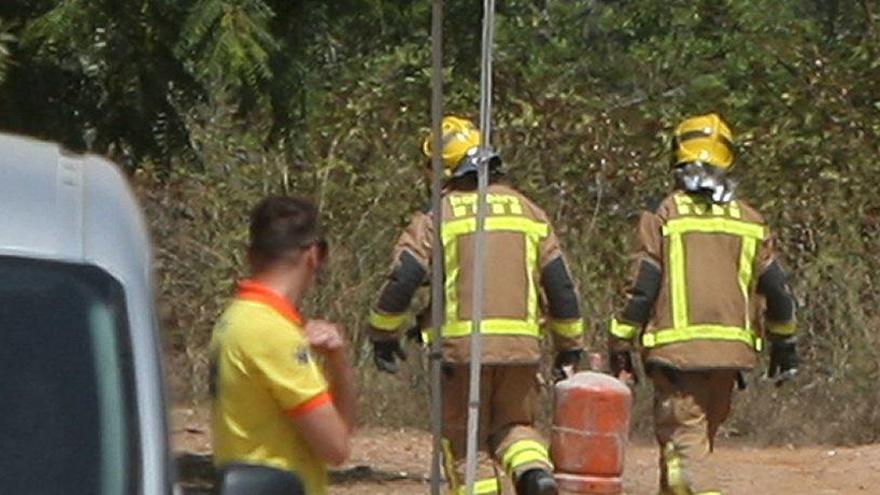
[552, 349, 583, 382]
[305, 320, 346, 356]
[768, 336, 798, 386]
[372, 340, 406, 374]
[305, 320, 356, 432]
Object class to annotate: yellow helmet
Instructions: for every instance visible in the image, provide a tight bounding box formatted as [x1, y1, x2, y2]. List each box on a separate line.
[422, 115, 482, 177]
[673, 113, 735, 170]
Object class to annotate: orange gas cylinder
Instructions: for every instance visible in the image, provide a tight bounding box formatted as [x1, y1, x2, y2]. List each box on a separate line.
[551, 371, 633, 494]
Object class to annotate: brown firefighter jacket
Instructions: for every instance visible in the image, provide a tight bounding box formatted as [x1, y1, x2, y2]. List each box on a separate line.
[610, 191, 797, 370]
[369, 183, 584, 364]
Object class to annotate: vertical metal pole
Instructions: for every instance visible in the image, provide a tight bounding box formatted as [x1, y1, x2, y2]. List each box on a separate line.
[428, 1, 445, 494]
[464, 0, 496, 493]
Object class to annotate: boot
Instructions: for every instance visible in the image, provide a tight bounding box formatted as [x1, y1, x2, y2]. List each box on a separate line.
[515, 468, 557, 495]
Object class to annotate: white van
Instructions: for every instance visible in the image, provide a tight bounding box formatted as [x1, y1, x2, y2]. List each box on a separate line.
[0, 134, 175, 494]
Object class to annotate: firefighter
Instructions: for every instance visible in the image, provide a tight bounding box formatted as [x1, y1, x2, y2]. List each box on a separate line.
[368, 116, 584, 495]
[608, 113, 799, 495]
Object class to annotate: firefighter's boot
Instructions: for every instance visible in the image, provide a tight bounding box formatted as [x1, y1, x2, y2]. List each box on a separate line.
[516, 468, 558, 495]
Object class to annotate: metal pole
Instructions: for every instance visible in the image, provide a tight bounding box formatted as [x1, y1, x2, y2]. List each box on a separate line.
[428, 1, 445, 494]
[464, 0, 496, 493]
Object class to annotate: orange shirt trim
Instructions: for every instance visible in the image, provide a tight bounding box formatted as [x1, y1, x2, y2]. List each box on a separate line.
[285, 391, 333, 418]
[237, 279, 303, 325]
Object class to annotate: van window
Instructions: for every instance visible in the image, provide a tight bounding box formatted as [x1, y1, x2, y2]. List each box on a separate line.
[0, 257, 138, 495]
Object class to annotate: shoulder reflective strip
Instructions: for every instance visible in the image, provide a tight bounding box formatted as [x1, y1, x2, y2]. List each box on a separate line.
[663, 217, 767, 240]
[509, 197, 523, 215]
[711, 204, 726, 216]
[456, 478, 500, 495]
[369, 310, 408, 331]
[737, 236, 758, 333]
[610, 318, 638, 340]
[442, 319, 541, 338]
[767, 320, 797, 336]
[669, 232, 689, 330]
[675, 193, 713, 216]
[674, 194, 692, 215]
[442, 215, 549, 239]
[441, 438, 460, 490]
[642, 325, 759, 349]
[449, 193, 525, 217]
[285, 391, 332, 418]
[449, 196, 472, 217]
[549, 319, 584, 338]
[728, 201, 742, 219]
[502, 440, 551, 474]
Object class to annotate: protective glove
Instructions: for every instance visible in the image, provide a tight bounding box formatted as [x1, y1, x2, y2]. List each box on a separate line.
[609, 350, 638, 384]
[552, 349, 583, 382]
[372, 339, 406, 374]
[404, 324, 424, 344]
[768, 336, 798, 386]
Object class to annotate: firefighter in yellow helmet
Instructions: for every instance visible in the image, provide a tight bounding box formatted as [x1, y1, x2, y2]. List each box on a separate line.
[608, 113, 799, 494]
[369, 115, 585, 495]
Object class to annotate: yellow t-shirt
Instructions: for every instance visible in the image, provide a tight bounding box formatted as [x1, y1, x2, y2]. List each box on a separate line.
[210, 280, 330, 494]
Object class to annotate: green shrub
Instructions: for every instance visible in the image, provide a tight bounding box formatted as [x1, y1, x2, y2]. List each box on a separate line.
[126, 1, 880, 444]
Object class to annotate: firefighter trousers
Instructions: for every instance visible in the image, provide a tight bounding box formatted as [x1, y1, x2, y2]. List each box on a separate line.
[652, 368, 737, 495]
[441, 364, 553, 494]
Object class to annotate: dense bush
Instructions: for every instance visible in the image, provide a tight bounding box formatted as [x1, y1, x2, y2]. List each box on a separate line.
[5, 1, 880, 444]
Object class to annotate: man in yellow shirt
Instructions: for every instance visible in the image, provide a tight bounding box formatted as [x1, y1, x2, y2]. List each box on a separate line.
[210, 196, 356, 495]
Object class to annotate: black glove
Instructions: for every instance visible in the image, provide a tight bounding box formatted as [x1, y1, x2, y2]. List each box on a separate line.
[373, 340, 407, 374]
[404, 324, 424, 344]
[768, 337, 798, 386]
[609, 350, 636, 380]
[552, 349, 583, 382]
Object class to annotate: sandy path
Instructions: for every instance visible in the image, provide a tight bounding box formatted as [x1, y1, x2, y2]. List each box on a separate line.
[172, 408, 878, 494]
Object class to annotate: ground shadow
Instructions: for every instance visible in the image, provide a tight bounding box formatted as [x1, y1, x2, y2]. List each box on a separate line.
[175, 453, 427, 494]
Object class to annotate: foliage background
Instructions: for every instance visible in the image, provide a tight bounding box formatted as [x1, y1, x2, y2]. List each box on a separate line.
[1, 0, 878, 444]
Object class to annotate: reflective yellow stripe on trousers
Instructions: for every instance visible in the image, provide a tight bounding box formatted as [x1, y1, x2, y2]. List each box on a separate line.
[442, 437, 499, 494]
[455, 478, 500, 495]
[663, 442, 689, 495]
[501, 439, 552, 475]
[441, 215, 548, 340]
[441, 438, 460, 490]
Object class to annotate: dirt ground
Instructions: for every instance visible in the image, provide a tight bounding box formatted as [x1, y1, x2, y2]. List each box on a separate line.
[172, 407, 879, 494]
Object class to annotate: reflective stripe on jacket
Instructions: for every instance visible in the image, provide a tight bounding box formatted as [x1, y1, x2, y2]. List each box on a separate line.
[370, 183, 583, 364]
[610, 192, 796, 370]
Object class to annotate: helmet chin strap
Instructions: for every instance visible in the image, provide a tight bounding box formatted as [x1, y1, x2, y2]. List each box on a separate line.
[675, 162, 737, 204]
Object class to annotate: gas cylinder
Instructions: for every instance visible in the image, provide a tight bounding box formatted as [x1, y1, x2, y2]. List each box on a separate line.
[551, 371, 633, 494]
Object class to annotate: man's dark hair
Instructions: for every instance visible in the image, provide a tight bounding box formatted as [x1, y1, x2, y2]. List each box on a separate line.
[248, 196, 323, 272]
